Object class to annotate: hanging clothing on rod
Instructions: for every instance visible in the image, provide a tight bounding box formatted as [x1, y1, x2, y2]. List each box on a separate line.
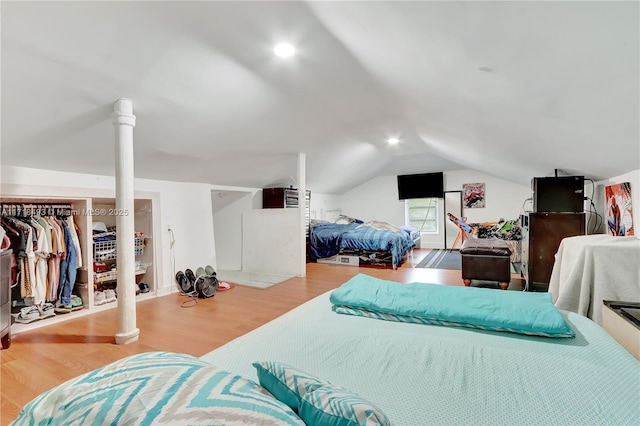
[0, 202, 84, 322]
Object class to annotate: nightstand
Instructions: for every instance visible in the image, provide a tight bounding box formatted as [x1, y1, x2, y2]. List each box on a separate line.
[602, 301, 640, 360]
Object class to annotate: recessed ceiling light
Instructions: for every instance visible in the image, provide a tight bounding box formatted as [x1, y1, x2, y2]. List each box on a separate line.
[387, 137, 400, 145]
[274, 43, 296, 58]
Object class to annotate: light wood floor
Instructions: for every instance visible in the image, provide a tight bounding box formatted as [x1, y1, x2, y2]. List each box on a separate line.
[0, 249, 523, 424]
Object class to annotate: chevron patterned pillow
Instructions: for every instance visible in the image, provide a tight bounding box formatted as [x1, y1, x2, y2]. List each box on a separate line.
[13, 352, 304, 426]
[253, 361, 390, 426]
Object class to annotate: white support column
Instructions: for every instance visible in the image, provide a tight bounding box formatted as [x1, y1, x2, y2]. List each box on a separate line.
[112, 98, 139, 345]
[298, 153, 306, 277]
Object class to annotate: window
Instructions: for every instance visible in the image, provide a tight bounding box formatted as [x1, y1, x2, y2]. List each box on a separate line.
[406, 198, 438, 232]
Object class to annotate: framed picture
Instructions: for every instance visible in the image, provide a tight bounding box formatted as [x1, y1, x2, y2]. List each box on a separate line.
[605, 182, 634, 236]
[463, 183, 485, 208]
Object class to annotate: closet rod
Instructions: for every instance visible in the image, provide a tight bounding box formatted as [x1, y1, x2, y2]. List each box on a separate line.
[0, 203, 73, 218]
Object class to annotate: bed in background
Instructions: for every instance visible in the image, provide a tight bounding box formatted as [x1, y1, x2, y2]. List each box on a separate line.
[309, 218, 417, 269]
[12, 275, 639, 425]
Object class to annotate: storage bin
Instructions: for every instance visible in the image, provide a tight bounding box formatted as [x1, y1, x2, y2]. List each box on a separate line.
[93, 237, 145, 261]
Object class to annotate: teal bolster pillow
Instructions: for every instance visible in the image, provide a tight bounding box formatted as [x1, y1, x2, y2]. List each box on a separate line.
[253, 361, 391, 426]
[330, 274, 575, 338]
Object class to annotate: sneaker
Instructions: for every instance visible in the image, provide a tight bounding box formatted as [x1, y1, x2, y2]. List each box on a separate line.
[94, 291, 107, 306]
[70, 295, 84, 311]
[16, 305, 41, 323]
[105, 289, 117, 303]
[55, 302, 73, 314]
[39, 302, 56, 319]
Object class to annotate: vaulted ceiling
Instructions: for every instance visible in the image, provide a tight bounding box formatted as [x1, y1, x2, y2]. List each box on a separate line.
[1, 1, 638, 194]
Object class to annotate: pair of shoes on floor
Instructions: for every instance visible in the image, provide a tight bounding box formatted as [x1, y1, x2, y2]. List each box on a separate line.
[94, 289, 117, 304]
[176, 266, 215, 295]
[195, 265, 216, 278]
[176, 270, 196, 295]
[15, 302, 57, 323]
[55, 295, 84, 314]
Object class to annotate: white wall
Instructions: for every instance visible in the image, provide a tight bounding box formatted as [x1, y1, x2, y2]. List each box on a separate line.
[309, 192, 344, 221]
[337, 176, 407, 224]
[596, 169, 640, 238]
[1, 165, 216, 295]
[445, 170, 532, 222]
[213, 192, 253, 271]
[242, 209, 302, 276]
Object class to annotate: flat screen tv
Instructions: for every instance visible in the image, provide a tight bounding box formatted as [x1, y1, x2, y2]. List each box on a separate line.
[397, 172, 444, 199]
[533, 176, 585, 213]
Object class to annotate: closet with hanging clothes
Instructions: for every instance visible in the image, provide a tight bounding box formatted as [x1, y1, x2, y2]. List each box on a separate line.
[0, 197, 94, 342]
[0, 203, 86, 326]
[0, 194, 158, 345]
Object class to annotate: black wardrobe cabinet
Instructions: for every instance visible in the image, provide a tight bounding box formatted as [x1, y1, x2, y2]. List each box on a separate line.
[521, 212, 586, 292]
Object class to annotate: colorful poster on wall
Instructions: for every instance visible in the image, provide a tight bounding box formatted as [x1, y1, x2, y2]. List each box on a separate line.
[463, 183, 485, 208]
[605, 182, 634, 236]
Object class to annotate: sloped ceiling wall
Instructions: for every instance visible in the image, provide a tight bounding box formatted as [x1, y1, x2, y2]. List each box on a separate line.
[1, 1, 638, 194]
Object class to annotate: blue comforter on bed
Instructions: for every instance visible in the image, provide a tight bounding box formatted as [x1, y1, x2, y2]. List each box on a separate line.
[340, 226, 415, 266]
[309, 223, 360, 260]
[310, 223, 415, 266]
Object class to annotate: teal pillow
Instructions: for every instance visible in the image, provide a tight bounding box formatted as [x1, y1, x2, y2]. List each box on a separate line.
[253, 360, 324, 409]
[13, 352, 304, 426]
[253, 361, 391, 426]
[330, 274, 575, 338]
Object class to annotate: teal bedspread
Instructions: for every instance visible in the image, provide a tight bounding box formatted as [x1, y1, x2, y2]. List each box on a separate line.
[330, 274, 575, 337]
[200, 291, 640, 426]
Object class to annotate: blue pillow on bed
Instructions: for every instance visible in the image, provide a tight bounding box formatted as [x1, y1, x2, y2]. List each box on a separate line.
[12, 352, 304, 426]
[253, 361, 391, 426]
